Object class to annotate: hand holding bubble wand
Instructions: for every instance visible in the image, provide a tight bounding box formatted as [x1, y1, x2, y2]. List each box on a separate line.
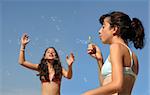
[88, 36, 96, 54]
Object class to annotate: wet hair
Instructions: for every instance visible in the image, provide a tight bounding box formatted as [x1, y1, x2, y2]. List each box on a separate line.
[99, 11, 145, 49]
[37, 47, 62, 81]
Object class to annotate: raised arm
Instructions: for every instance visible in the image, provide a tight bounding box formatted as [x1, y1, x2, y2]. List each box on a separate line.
[18, 33, 39, 71]
[62, 53, 75, 79]
[87, 44, 104, 84]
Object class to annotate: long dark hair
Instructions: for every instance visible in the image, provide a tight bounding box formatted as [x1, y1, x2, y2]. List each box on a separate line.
[37, 47, 62, 81]
[99, 11, 145, 49]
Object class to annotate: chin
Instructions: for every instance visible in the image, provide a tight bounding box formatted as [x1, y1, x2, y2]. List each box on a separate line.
[101, 40, 107, 44]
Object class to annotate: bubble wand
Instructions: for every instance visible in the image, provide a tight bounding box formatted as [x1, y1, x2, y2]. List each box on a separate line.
[88, 36, 92, 44]
[88, 36, 96, 54]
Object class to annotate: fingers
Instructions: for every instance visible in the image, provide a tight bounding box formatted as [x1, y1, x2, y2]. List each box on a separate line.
[70, 52, 75, 59]
[22, 33, 27, 41]
[22, 33, 28, 39]
[66, 55, 69, 59]
[24, 34, 29, 41]
[87, 44, 96, 54]
[66, 53, 75, 61]
[87, 49, 95, 54]
[21, 33, 30, 45]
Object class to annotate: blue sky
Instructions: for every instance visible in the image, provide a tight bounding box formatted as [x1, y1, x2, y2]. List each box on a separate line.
[0, 0, 149, 95]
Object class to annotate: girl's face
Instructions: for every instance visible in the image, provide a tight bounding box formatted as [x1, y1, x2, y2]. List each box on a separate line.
[44, 48, 57, 60]
[99, 17, 114, 44]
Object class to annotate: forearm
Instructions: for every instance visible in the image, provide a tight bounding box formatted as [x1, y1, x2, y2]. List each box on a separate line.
[18, 45, 26, 64]
[96, 57, 104, 85]
[18, 45, 39, 71]
[66, 65, 73, 79]
[82, 81, 121, 95]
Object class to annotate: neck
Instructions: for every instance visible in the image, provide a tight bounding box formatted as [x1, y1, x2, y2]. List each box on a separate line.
[111, 36, 127, 45]
[46, 59, 54, 64]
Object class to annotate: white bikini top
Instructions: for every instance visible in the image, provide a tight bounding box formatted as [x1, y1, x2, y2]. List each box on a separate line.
[101, 43, 137, 79]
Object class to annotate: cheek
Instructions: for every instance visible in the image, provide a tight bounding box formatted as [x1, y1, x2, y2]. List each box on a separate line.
[101, 33, 110, 42]
[101, 32, 107, 39]
[54, 55, 57, 58]
[102, 29, 110, 37]
[45, 53, 49, 57]
[44, 55, 48, 59]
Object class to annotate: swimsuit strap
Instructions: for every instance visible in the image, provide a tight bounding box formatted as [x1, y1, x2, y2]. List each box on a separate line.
[118, 43, 134, 67]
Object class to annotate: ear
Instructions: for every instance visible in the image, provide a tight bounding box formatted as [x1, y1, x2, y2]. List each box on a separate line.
[112, 25, 119, 36]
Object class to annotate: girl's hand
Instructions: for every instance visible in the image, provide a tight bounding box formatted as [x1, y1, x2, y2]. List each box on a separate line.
[21, 33, 30, 46]
[87, 44, 102, 61]
[66, 53, 75, 66]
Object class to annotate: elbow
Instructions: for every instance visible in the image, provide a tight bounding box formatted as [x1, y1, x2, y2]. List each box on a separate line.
[67, 75, 72, 79]
[18, 61, 23, 65]
[18, 60, 24, 65]
[18, 60, 22, 65]
[112, 81, 123, 93]
[66, 74, 72, 79]
[68, 77, 72, 79]
[114, 84, 122, 92]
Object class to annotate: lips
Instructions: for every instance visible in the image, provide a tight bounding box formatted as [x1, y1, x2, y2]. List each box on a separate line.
[49, 55, 54, 57]
[48, 56, 55, 60]
[99, 35, 102, 39]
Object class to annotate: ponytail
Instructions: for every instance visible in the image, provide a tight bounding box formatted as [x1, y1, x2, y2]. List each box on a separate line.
[99, 11, 145, 49]
[131, 18, 145, 49]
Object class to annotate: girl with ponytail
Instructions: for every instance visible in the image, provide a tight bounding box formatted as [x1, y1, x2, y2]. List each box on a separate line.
[82, 11, 145, 95]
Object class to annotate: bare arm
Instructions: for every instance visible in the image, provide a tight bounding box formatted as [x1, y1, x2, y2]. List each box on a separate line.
[62, 65, 73, 79]
[62, 53, 75, 79]
[96, 59, 104, 85]
[18, 33, 39, 71]
[87, 44, 104, 84]
[82, 44, 124, 95]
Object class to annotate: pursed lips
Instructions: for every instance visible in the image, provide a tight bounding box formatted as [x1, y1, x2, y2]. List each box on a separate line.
[99, 34, 102, 39]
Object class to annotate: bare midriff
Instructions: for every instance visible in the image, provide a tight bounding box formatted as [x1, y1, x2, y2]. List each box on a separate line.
[41, 80, 61, 95]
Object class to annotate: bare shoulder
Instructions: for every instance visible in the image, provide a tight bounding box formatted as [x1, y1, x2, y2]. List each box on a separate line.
[110, 43, 122, 50]
[110, 43, 124, 60]
[110, 43, 123, 53]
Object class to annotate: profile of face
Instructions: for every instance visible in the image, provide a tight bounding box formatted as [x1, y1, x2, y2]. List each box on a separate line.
[99, 17, 114, 44]
[44, 48, 57, 60]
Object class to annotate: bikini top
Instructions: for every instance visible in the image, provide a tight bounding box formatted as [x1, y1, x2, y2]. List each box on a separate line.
[101, 43, 137, 79]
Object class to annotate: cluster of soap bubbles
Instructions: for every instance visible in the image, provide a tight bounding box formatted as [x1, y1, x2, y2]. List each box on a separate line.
[58, 49, 65, 56]
[41, 15, 63, 33]
[76, 38, 88, 45]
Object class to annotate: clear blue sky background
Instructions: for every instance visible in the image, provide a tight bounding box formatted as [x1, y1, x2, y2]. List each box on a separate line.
[0, 0, 149, 95]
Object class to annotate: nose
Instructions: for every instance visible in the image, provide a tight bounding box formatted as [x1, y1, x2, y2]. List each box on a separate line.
[98, 31, 101, 35]
[98, 28, 102, 35]
[50, 52, 53, 55]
